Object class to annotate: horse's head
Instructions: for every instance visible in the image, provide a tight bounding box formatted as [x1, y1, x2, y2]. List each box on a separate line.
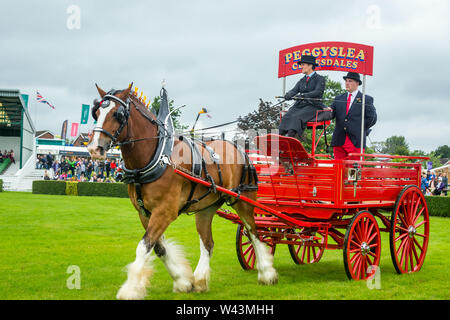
[87, 83, 133, 159]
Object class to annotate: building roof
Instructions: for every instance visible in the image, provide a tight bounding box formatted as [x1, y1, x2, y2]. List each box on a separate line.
[35, 130, 55, 138]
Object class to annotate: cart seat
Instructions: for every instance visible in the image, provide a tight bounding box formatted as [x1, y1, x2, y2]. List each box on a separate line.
[255, 134, 312, 162]
[306, 110, 332, 129]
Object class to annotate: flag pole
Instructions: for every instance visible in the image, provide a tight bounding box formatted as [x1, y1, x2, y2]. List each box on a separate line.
[34, 90, 38, 131]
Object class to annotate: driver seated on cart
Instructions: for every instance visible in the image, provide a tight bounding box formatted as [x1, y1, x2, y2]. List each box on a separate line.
[279, 54, 326, 140]
[327, 72, 377, 160]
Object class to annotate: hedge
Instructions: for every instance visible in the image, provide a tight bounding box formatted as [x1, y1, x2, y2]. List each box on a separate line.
[0, 179, 3, 192]
[425, 196, 450, 218]
[32, 180, 67, 195]
[29, 181, 450, 217]
[32, 180, 128, 198]
[77, 181, 128, 198]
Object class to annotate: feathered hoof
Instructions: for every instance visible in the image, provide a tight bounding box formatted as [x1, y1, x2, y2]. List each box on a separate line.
[116, 283, 147, 300]
[258, 267, 278, 285]
[193, 278, 210, 293]
[173, 277, 195, 293]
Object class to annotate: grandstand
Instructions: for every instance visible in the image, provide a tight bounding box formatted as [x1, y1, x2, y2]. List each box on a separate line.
[0, 89, 36, 190]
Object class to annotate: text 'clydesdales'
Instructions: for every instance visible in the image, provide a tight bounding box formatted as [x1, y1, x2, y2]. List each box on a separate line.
[278, 41, 374, 78]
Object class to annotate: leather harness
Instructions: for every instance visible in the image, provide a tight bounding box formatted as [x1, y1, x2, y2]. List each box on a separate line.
[92, 87, 258, 218]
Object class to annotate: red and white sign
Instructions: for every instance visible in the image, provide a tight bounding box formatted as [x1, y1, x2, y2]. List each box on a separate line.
[278, 41, 374, 78]
[70, 122, 79, 137]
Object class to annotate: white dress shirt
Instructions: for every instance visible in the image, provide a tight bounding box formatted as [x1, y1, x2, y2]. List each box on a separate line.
[347, 90, 359, 111]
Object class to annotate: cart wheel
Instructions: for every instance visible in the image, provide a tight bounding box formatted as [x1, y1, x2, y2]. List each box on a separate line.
[236, 224, 276, 270]
[288, 229, 325, 264]
[390, 185, 429, 274]
[343, 210, 381, 280]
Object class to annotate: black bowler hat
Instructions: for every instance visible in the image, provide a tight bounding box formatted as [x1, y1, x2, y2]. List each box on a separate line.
[343, 72, 362, 85]
[298, 54, 318, 66]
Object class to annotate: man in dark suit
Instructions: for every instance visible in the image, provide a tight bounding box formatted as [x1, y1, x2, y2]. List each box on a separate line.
[329, 72, 377, 160]
[279, 55, 326, 139]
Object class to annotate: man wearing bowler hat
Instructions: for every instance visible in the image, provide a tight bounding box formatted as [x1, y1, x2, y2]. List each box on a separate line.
[328, 72, 377, 160]
[279, 54, 326, 139]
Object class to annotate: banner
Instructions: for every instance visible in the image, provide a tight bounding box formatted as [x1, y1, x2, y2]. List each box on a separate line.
[278, 41, 374, 78]
[81, 104, 90, 124]
[61, 120, 68, 141]
[70, 122, 79, 137]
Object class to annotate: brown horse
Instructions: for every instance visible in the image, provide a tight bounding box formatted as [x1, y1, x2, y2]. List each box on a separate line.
[87, 84, 278, 300]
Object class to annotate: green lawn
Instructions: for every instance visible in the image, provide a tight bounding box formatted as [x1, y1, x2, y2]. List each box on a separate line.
[0, 192, 448, 300]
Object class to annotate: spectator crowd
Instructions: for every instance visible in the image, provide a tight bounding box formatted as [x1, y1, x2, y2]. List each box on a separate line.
[38, 153, 123, 183]
[421, 170, 448, 196]
[0, 149, 15, 164]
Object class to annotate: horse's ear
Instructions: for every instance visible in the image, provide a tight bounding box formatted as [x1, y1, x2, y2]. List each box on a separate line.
[119, 82, 133, 100]
[95, 83, 107, 98]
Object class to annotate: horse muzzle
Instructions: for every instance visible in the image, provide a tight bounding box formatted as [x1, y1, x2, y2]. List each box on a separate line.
[87, 141, 109, 160]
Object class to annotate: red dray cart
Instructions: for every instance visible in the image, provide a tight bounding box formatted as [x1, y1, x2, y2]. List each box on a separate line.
[215, 132, 430, 280]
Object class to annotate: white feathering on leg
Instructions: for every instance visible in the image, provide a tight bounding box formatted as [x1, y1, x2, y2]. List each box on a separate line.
[159, 237, 194, 293]
[116, 240, 155, 300]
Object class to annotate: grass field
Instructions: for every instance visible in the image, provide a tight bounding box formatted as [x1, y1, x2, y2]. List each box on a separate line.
[0, 192, 449, 300]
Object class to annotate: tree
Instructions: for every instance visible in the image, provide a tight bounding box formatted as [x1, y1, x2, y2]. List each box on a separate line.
[434, 145, 450, 158]
[236, 76, 345, 154]
[149, 96, 188, 130]
[381, 136, 410, 155]
[237, 99, 283, 131]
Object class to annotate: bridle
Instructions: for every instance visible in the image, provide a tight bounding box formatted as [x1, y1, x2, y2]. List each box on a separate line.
[91, 90, 131, 148]
[91, 89, 168, 151]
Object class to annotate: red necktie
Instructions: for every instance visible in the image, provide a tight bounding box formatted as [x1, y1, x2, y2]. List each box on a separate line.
[346, 93, 352, 114]
[306, 76, 310, 83]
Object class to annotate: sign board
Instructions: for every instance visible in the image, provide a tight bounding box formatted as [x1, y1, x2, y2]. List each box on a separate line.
[278, 41, 374, 78]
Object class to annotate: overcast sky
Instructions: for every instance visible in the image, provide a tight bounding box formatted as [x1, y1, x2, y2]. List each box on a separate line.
[1, 0, 449, 152]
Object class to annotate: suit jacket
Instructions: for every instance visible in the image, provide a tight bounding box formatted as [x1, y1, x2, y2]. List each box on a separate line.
[330, 91, 377, 149]
[285, 72, 325, 109]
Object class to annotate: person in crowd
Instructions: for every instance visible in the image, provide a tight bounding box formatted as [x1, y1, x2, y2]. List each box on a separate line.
[52, 160, 60, 177]
[76, 161, 82, 180]
[110, 159, 117, 176]
[421, 172, 428, 195]
[328, 72, 377, 160]
[442, 172, 448, 196]
[433, 173, 445, 196]
[46, 152, 53, 169]
[9, 150, 15, 164]
[105, 159, 111, 178]
[43, 170, 51, 180]
[81, 159, 86, 178]
[0, 150, 3, 163]
[90, 172, 98, 182]
[70, 157, 76, 176]
[86, 160, 93, 179]
[279, 54, 326, 139]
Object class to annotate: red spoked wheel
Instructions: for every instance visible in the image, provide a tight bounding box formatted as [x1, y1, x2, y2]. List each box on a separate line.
[343, 210, 381, 280]
[288, 228, 325, 264]
[236, 224, 276, 270]
[390, 185, 430, 274]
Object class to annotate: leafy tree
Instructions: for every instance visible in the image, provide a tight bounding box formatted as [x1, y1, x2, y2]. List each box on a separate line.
[381, 135, 410, 155]
[434, 145, 450, 158]
[149, 96, 188, 130]
[237, 99, 283, 131]
[236, 76, 345, 154]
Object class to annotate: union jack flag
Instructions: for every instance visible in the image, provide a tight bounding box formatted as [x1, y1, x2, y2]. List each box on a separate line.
[36, 91, 55, 109]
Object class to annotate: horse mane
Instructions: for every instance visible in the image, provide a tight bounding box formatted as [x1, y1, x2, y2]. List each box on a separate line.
[128, 92, 157, 120]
